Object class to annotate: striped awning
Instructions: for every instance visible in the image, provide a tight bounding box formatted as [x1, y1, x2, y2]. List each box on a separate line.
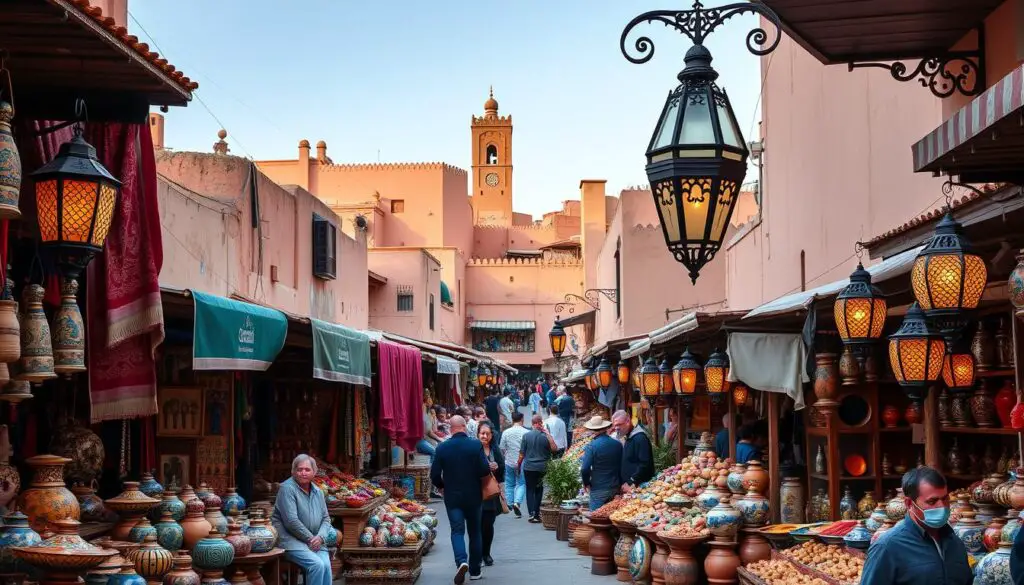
[469, 320, 536, 331]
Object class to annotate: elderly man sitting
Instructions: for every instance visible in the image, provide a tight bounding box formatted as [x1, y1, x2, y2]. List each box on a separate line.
[271, 454, 334, 585]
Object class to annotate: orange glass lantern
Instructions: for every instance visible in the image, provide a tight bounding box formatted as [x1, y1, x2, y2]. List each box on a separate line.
[549, 318, 567, 360]
[834, 263, 887, 348]
[942, 351, 975, 393]
[888, 303, 946, 402]
[911, 212, 987, 318]
[597, 357, 614, 390]
[477, 366, 490, 387]
[584, 366, 595, 391]
[640, 357, 661, 398]
[733, 383, 748, 407]
[617, 361, 630, 385]
[632, 367, 642, 394]
[704, 350, 728, 403]
[659, 358, 674, 396]
[672, 349, 700, 398]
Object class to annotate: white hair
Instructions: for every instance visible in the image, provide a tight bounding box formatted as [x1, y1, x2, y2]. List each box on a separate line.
[291, 453, 317, 475]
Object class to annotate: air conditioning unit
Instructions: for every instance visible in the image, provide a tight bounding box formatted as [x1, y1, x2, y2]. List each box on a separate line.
[312, 214, 337, 280]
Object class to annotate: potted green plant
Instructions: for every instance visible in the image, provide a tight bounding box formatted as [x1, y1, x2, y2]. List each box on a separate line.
[541, 458, 581, 530]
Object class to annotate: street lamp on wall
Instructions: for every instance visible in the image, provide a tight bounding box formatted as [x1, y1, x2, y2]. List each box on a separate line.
[549, 318, 567, 361]
[620, 1, 781, 283]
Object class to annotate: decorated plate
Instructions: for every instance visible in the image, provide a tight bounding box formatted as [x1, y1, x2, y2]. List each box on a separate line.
[844, 454, 868, 477]
[628, 535, 652, 580]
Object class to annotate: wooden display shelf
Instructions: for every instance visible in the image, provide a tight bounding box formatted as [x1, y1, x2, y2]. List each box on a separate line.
[330, 495, 387, 548]
[939, 426, 1019, 435]
[878, 427, 912, 433]
[976, 369, 1015, 378]
[946, 473, 984, 482]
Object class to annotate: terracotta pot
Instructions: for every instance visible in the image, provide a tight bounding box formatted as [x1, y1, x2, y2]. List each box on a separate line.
[180, 498, 212, 552]
[575, 521, 595, 557]
[51, 277, 86, 376]
[737, 529, 771, 565]
[704, 537, 740, 585]
[646, 529, 670, 585]
[995, 381, 1016, 427]
[587, 517, 616, 576]
[971, 383, 997, 428]
[839, 347, 859, 386]
[612, 521, 636, 582]
[106, 482, 160, 541]
[127, 534, 173, 582]
[741, 460, 769, 495]
[881, 405, 900, 428]
[0, 298, 20, 364]
[659, 533, 705, 585]
[163, 554, 200, 585]
[15, 454, 80, 532]
[1008, 475, 1024, 510]
[813, 353, 839, 410]
[904, 403, 922, 425]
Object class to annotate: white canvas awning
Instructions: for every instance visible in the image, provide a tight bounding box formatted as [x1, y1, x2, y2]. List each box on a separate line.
[619, 312, 702, 360]
[743, 245, 924, 320]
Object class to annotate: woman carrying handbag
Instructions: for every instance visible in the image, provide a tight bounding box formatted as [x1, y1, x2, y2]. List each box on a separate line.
[477, 421, 506, 567]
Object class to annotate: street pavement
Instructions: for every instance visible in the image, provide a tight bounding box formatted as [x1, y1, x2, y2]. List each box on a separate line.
[419, 500, 612, 584]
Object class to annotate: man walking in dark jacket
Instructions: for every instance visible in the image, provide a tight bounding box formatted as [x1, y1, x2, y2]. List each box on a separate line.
[612, 410, 654, 491]
[430, 415, 491, 583]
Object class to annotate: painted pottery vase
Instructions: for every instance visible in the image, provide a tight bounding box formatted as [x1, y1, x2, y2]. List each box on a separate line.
[179, 486, 200, 506]
[224, 523, 250, 558]
[194, 483, 212, 500]
[815, 445, 826, 474]
[38, 518, 102, 550]
[938, 388, 952, 427]
[973, 322, 995, 372]
[128, 534, 173, 582]
[866, 503, 887, 533]
[975, 541, 1013, 585]
[74, 483, 114, 523]
[191, 531, 234, 572]
[228, 573, 251, 585]
[972, 383, 997, 428]
[1010, 251, 1024, 307]
[695, 485, 724, 513]
[726, 464, 746, 496]
[221, 489, 246, 515]
[0, 426, 19, 510]
[181, 497, 212, 552]
[163, 553, 201, 585]
[50, 420, 104, 485]
[950, 393, 971, 427]
[139, 473, 165, 500]
[628, 535, 652, 582]
[863, 350, 879, 382]
[886, 489, 907, 521]
[154, 511, 184, 552]
[948, 439, 964, 474]
[0, 101, 21, 220]
[881, 405, 900, 428]
[983, 516, 1007, 552]
[857, 491, 876, 519]
[87, 549, 131, 584]
[953, 508, 985, 553]
[706, 498, 742, 539]
[1000, 510, 1021, 545]
[106, 481, 161, 541]
[51, 277, 85, 376]
[15, 284, 55, 383]
[705, 538, 741, 585]
[107, 563, 147, 585]
[741, 460, 769, 495]
[613, 526, 635, 581]
[735, 490, 770, 527]
[128, 518, 158, 544]
[872, 518, 895, 544]
[201, 573, 229, 585]
[1009, 476, 1024, 510]
[153, 490, 187, 523]
[998, 319, 1016, 368]
[0, 295, 18, 366]
[0, 512, 40, 567]
[839, 347, 859, 386]
[16, 454, 80, 532]
[950, 494, 973, 525]
[243, 514, 275, 554]
[839, 487, 857, 520]
[995, 381, 1016, 427]
[813, 353, 839, 409]
[843, 521, 872, 550]
[201, 493, 228, 537]
[779, 477, 805, 524]
[904, 402, 922, 425]
[324, 526, 338, 548]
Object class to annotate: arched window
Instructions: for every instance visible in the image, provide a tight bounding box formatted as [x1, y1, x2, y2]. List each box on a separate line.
[486, 145, 498, 165]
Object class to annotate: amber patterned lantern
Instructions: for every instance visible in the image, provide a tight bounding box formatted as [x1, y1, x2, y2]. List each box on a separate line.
[704, 350, 729, 404]
[672, 349, 700, 402]
[659, 358, 675, 396]
[477, 366, 490, 387]
[617, 361, 630, 385]
[888, 303, 946, 403]
[911, 211, 987, 319]
[584, 365, 595, 392]
[631, 366, 642, 395]
[942, 350, 976, 393]
[835, 262, 887, 348]
[549, 318, 567, 360]
[640, 357, 661, 398]
[597, 357, 614, 390]
[733, 383, 749, 408]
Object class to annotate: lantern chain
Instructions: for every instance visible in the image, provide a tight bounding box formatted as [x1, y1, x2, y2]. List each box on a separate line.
[620, 0, 783, 65]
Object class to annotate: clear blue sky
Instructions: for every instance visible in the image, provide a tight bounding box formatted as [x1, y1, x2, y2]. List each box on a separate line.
[130, 0, 764, 217]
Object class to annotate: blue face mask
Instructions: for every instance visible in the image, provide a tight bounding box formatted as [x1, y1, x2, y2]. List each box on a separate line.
[913, 502, 951, 528]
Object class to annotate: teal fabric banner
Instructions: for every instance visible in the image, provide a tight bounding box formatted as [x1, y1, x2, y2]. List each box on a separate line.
[311, 318, 372, 386]
[192, 290, 288, 371]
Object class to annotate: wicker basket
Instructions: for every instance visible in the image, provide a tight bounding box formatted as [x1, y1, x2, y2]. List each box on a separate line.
[540, 505, 559, 530]
[738, 567, 769, 585]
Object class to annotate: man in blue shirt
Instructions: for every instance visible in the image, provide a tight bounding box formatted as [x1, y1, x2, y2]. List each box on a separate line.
[555, 385, 575, 446]
[544, 378, 556, 406]
[735, 424, 766, 464]
[861, 467, 972, 585]
[714, 414, 731, 460]
[612, 410, 654, 491]
[528, 388, 542, 415]
[580, 416, 622, 511]
[430, 415, 491, 583]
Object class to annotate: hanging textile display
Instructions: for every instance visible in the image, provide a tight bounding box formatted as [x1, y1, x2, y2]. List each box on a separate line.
[726, 332, 809, 409]
[310, 318, 371, 386]
[377, 340, 424, 452]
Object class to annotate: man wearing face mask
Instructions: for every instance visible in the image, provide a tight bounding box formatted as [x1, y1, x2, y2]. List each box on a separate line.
[860, 467, 972, 585]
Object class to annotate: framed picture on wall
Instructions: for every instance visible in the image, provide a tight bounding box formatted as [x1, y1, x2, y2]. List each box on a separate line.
[157, 387, 203, 436]
[159, 453, 191, 489]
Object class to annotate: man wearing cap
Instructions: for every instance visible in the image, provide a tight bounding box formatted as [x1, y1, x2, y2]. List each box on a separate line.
[580, 416, 623, 511]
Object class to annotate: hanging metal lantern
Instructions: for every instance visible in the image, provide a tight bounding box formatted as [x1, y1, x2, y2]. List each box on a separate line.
[640, 356, 661, 398]
[911, 211, 987, 318]
[584, 366, 595, 391]
[941, 350, 975, 393]
[888, 303, 946, 402]
[632, 366, 642, 395]
[596, 357, 614, 390]
[659, 358, 674, 396]
[52, 277, 86, 376]
[733, 383, 748, 408]
[672, 349, 701, 399]
[32, 125, 121, 279]
[549, 318, 567, 360]
[835, 262, 887, 347]
[704, 350, 729, 403]
[617, 361, 630, 385]
[477, 366, 490, 387]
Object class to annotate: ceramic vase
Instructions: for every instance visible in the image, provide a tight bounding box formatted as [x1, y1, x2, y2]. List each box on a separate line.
[0, 512, 40, 568]
[587, 517, 615, 576]
[741, 460, 769, 495]
[881, 405, 900, 428]
[872, 519, 895, 543]
[201, 492, 228, 537]
[0, 295, 20, 364]
[839, 347, 859, 386]
[737, 529, 771, 565]
[813, 353, 839, 411]
[866, 504, 887, 532]
[73, 483, 113, 523]
[243, 513, 275, 554]
[843, 521, 872, 550]
[179, 485, 200, 506]
[997, 318, 1015, 368]
[139, 473, 165, 500]
[224, 523, 250, 558]
[953, 508, 985, 553]
[107, 563, 146, 585]
[983, 516, 1007, 552]
[779, 477, 805, 524]
[0, 102, 21, 220]
[886, 489, 907, 521]
[16, 454, 80, 532]
[695, 485, 724, 514]
[904, 402, 922, 425]
[948, 439, 964, 474]
[1001, 510, 1021, 544]
[735, 490, 770, 527]
[128, 534, 173, 582]
[975, 541, 1012, 585]
[194, 483, 212, 500]
[1010, 251, 1024, 307]
[128, 518, 158, 544]
[704, 538, 740, 585]
[1009, 477, 1024, 510]
[612, 522, 636, 582]
[181, 497, 212, 552]
[726, 464, 746, 496]
[628, 534, 652, 582]
[857, 492, 876, 519]
[839, 487, 858, 520]
[972, 322, 995, 372]
[191, 531, 234, 572]
[938, 388, 952, 427]
[706, 498, 742, 540]
[995, 382, 1016, 428]
[51, 277, 85, 376]
[951, 393, 972, 427]
[154, 511, 184, 552]
[972, 383, 997, 428]
[153, 490, 187, 523]
[163, 553, 201, 585]
[221, 489, 246, 515]
[106, 481, 161, 541]
[15, 284, 55, 383]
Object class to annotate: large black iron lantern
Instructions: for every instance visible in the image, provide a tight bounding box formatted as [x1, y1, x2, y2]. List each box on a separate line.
[617, 361, 630, 385]
[659, 358, 675, 396]
[835, 263, 887, 348]
[704, 349, 729, 403]
[888, 303, 946, 402]
[32, 125, 120, 278]
[672, 349, 701, 398]
[549, 318, 567, 360]
[942, 350, 976, 393]
[911, 211, 987, 318]
[597, 357, 614, 390]
[621, 1, 781, 284]
[640, 356, 661, 399]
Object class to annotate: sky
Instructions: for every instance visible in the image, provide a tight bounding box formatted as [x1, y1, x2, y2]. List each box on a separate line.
[130, 0, 765, 218]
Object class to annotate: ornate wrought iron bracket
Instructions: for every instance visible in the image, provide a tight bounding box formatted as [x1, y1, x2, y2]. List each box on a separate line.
[620, 0, 783, 65]
[555, 290, 619, 314]
[847, 27, 986, 98]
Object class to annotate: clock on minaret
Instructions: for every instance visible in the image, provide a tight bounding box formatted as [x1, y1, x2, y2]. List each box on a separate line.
[471, 87, 513, 224]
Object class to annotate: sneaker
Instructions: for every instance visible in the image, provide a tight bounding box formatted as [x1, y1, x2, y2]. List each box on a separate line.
[527, 517, 541, 524]
[469, 575, 483, 581]
[512, 503, 521, 518]
[483, 555, 494, 566]
[454, 562, 469, 584]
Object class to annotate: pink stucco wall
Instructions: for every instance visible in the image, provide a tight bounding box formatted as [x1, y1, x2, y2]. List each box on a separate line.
[945, 1, 1022, 117]
[157, 151, 369, 329]
[723, 33, 946, 311]
[368, 248, 442, 341]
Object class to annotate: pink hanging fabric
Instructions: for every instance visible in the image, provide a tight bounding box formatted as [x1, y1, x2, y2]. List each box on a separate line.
[377, 340, 424, 452]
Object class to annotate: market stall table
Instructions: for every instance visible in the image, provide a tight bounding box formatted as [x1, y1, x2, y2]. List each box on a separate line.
[227, 547, 284, 585]
[329, 495, 388, 548]
[340, 539, 426, 585]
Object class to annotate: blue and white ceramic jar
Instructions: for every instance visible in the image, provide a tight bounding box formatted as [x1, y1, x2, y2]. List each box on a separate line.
[726, 464, 747, 497]
[696, 486, 724, 513]
[153, 490, 187, 523]
[221, 489, 246, 515]
[139, 473, 164, 500]
[706, 499, 742, 540]
[735, 490, 770, 527]
[154, 511, 184, 552]
[128, 518, 158, 544]
[244, 515, 276, 554]
[975, 541, 1012, 585]
[0, 511, 41, 567]
[843, 521, 872, 550]
[108, 563, 147, 585]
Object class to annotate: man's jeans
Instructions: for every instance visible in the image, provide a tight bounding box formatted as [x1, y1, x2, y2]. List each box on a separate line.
[446, 503, 483, 574]
[415, 439, 436, 465]
[505, 464, 526, 507]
